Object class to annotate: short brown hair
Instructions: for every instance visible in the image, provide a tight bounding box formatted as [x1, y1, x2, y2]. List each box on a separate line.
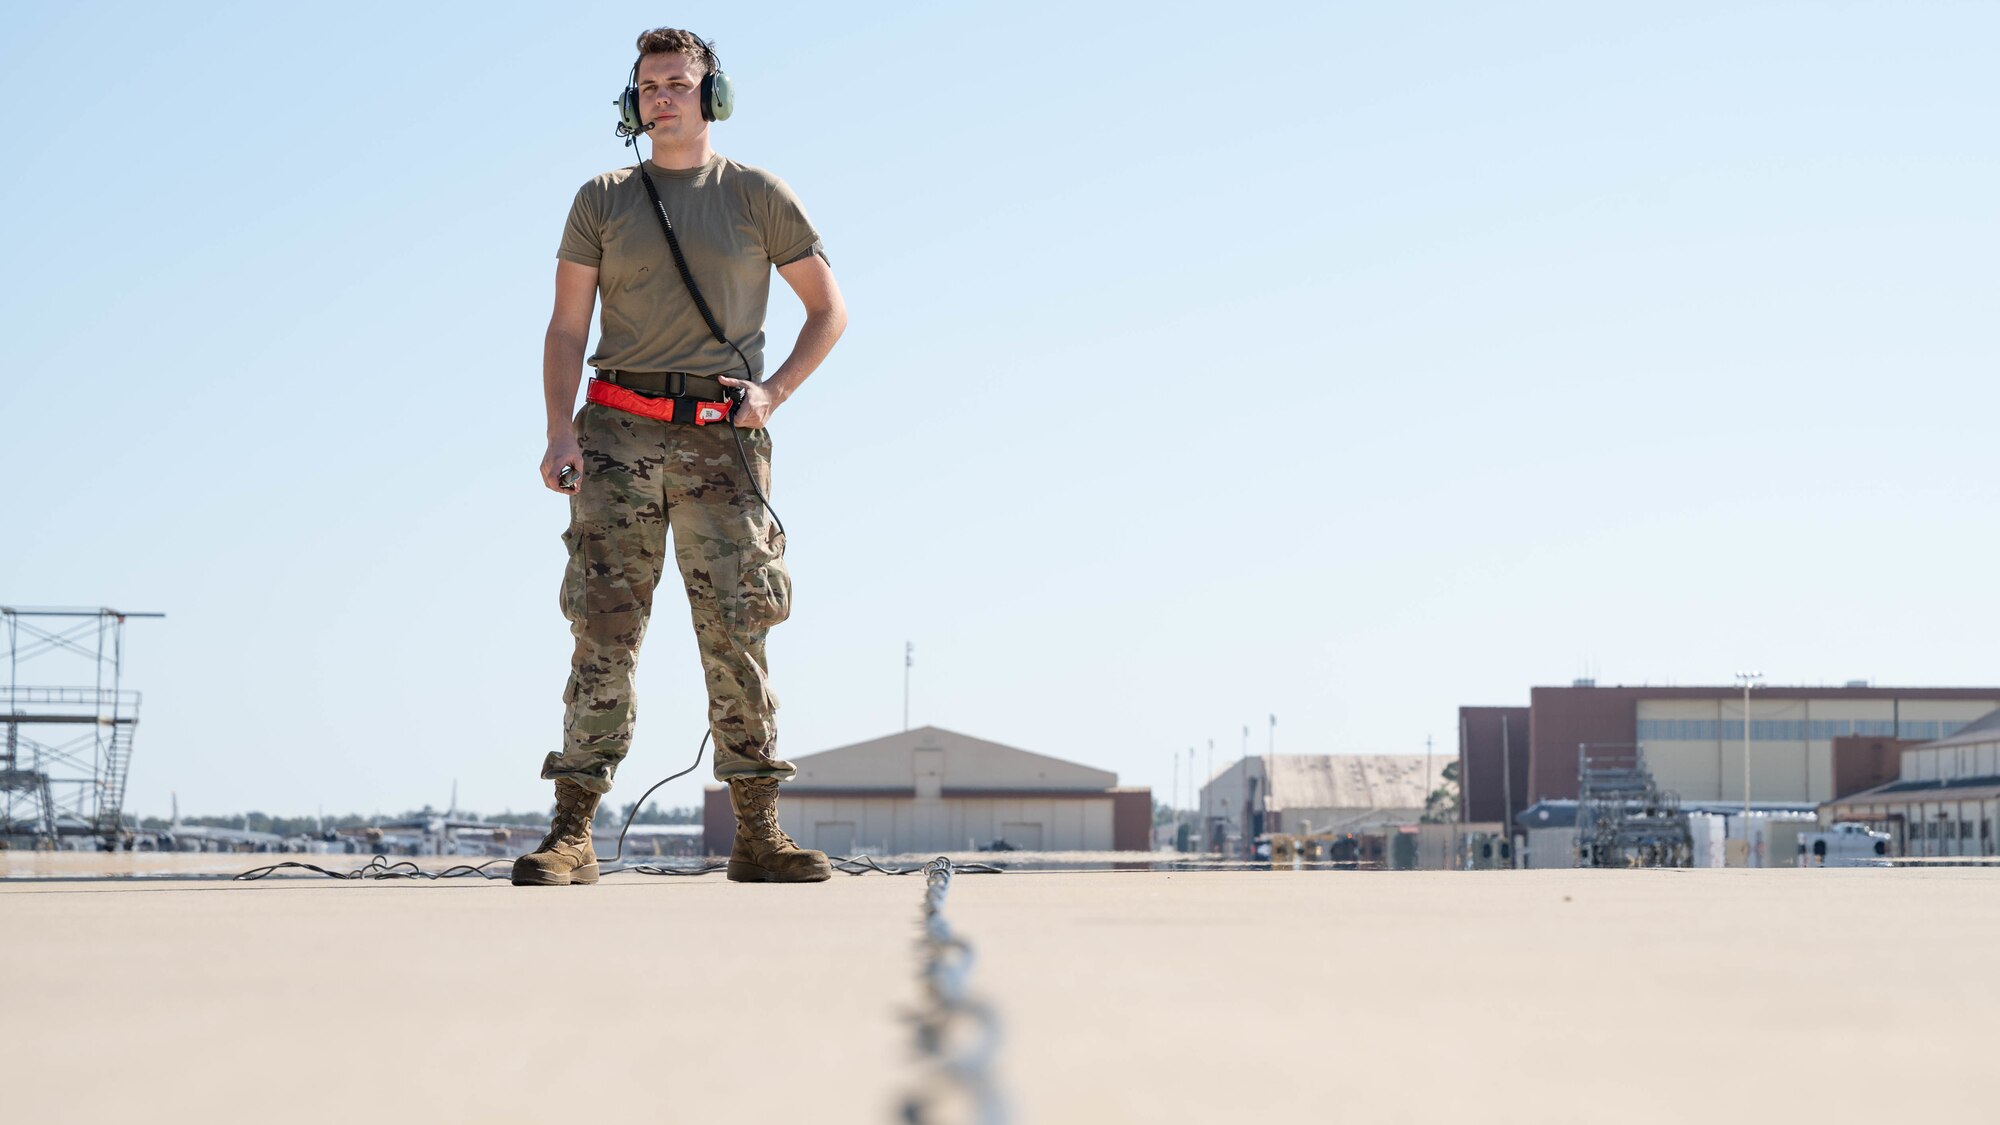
[634, 28, 717, 79]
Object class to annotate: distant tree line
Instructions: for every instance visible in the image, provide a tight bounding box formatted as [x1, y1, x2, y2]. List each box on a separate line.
[135, 812, 377, 835]
[615, 802, 701, 825]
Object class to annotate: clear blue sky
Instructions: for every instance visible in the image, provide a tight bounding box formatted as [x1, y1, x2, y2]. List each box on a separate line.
[4, 2, 1996, 819]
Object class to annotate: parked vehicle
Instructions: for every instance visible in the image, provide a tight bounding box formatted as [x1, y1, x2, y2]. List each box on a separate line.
[1798, 822, 1891, 866]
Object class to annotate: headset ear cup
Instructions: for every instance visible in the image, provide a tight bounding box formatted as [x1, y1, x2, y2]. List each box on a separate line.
[617, 57, 645, 138]
[619, 87, 645, 134]
[704, 71, 734, 122]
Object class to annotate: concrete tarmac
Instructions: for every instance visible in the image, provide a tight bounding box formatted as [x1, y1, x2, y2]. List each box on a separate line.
[3, 867, 1994, 1123]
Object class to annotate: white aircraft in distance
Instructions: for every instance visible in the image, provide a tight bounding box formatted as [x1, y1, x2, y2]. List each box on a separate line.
[160, 793, 302, 852]
[337, 781, 522, 857]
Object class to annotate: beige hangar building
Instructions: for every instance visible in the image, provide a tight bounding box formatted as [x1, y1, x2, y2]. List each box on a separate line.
[1461, 684, 2000, 827]
[701, 726, 1153, 857]
[1198, 754, 1450, 845]
[1630, 693, 2000, 805]
[1825, 709, 2000, 858]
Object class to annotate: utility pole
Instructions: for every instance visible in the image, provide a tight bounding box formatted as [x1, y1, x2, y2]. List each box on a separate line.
[1499, 712, 1515, 867]
[1237, 725, 1249, 855]
[903, 642, 913, 732]
[1205, 738, 1215, 853]
[1171, 751, 1179, 850]
[1425, 733, 1437, 827]
[1264, 716, 1276, 852]
[1735, 671, 1764, 858]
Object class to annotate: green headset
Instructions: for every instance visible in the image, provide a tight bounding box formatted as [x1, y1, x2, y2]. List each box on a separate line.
[615, 34, 734, 142]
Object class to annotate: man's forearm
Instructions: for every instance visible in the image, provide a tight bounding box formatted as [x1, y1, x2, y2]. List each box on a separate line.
[544, 329, 588, 439]
[764, 309, 848, 406]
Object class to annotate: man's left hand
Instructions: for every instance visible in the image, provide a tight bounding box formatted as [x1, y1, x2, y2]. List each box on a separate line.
[717, 376, 779, 428]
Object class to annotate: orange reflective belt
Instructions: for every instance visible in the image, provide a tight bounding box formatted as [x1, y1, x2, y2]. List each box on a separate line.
[586, 379, 735, 426]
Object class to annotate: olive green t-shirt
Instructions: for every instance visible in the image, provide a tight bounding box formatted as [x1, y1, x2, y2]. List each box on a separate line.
[556, 153, 824, 378]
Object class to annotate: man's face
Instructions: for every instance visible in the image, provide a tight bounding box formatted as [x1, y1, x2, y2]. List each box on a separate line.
[636, 52, 706, 142]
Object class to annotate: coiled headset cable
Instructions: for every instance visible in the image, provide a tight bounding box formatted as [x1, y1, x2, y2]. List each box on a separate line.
[636, 164, 785, 542]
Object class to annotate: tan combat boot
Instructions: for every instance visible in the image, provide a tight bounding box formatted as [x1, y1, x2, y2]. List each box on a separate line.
[510, 778, 602, 886]
[727, 777, 832, 883]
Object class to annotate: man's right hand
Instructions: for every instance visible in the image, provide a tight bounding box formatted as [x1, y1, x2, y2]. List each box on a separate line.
[542, 434, 584, 494]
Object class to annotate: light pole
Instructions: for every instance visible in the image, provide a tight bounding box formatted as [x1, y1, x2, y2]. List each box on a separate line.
[1735, 671, 1764, 849]
[1265, 716, 1277, 850]
[1205, 738, 1215, 853]
[1238, 725, 1249, 856]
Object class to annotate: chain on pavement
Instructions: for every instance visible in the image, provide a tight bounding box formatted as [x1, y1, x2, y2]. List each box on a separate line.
[901, 857, 1007, 1125]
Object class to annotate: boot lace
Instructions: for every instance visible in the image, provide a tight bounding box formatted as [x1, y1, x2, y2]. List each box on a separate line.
[743, 786, 804, 850]
[541, 786, 596, 850]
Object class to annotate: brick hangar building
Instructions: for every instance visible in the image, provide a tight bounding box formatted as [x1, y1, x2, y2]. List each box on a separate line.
[1457, 683, 2000, 830]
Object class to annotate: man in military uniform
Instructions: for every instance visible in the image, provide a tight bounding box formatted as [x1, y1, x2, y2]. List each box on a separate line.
[514, 28, 848, 887]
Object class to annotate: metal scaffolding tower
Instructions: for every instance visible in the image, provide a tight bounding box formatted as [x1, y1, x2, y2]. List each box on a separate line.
[2, 607, 163, 845]
[1575, 742, 1692, 868]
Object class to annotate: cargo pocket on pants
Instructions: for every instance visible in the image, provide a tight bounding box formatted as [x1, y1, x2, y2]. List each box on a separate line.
[740, 552, 792, 632]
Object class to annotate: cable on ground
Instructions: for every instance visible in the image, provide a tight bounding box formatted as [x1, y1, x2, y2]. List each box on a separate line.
[902, 857, 1007, 1125]
[231, 853, 1006, 881]
[233, 856, 512, 881]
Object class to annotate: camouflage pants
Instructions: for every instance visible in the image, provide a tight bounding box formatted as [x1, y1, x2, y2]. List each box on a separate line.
[539, 401, 794, 794]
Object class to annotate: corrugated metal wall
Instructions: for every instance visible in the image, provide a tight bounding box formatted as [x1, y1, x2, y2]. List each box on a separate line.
[782, 796, 1114, 855]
